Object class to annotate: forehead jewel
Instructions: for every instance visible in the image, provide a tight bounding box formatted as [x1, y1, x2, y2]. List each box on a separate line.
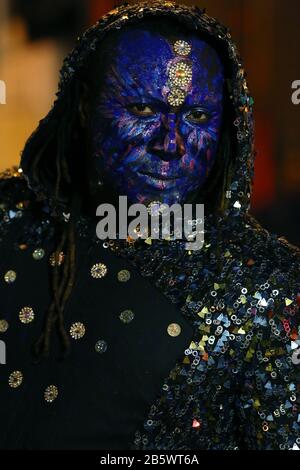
[166, 39, 193, 107]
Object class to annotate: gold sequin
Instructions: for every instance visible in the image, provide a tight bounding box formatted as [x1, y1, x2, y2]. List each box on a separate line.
[4, 270, 17, 283]
[117, 269, 131, 282]
[32, 248, 45, 260]
[8, 370, 23, 388]
[0, 319, 9, 333]
[49, 251, 65, 266]
[167, 87, 186, 107]
[90, 263, 107, 279]
[18, 243, 28, 250]
[44, 385, 58, 402]
[173, 39, 192, 56]
[119, 309, 135, 324]
[167, 323, 182, 337]
[168, 61, 193, 88]
[19, 306, 35, 324]
[69, 322, 85, 339]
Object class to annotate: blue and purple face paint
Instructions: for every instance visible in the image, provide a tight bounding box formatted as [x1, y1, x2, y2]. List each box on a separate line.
[89, 28, 224, 205]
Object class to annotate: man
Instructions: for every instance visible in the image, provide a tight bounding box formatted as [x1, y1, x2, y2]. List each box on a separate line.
[0, 1, 299, 450]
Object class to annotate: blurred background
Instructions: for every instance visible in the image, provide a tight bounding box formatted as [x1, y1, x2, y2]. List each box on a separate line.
[0, 0, 299, 245]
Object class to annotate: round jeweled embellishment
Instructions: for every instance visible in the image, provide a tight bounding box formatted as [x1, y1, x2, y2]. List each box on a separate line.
[49, 251, 65, 266]
[95, 340, 108, 354]
[168, 61, 192, 88]
[32, 248, 45, 260]
[147, 201, 169, 216]
[90, 263, 107, 279]
[119, 309, 135, 324]
[167, 87, 186, 107]
[167, 323, 182, 337]
[4, 270, 17, 284]
[69, 322, 85, 340]
[0, 319, 9, 333]
[44, 385, 58, 402]
[8, 371, 23, 388]
[19, 306, 35, 324]
[117, 269, 131, 282]
[173, 39, 192, 56]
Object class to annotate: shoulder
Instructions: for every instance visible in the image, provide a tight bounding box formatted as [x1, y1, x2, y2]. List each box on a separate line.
[0, 166, 52, 246]
[0, 166, 32, 232]
[209, 214, 300, 355]
[0, 166, 32, 212]
[239, 214, 300, 292]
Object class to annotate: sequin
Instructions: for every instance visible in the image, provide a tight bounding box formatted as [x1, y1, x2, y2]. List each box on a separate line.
[90, 263, 107, 279]
[168, 61, 192, 88]
[192, 418, 201, 428]
[119, 309, 135, 324]
[0, 319, 8, 332]
[18, 244, 27, 250]
[69, 322, 85, 339]
[117, 269, 131, 282]
[8, 371, 23, 388]
[44, 385, 58, 402]
[49, 251, 65, 266]
[32, 248, 45, 260]
[167, 87, 186, 107]
[291, 349, 300, 365]
[4, 270, 16, 283]
[167, 323, 181, 337]
[95, 339, 108, 353]
[173, 39, 191, 56]
[19, 306, 34, 324]
[147, 201, 169, 216]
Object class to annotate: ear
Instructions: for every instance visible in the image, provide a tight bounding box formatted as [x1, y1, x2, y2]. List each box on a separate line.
[78, 81, 90, 128]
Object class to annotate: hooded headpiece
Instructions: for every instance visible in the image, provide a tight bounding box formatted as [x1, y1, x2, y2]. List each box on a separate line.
[20, 0, 255, 222]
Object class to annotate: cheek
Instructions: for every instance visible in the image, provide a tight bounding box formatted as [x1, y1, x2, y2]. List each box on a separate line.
[182, 115, 222, 163]
[91, 115, 160, 173]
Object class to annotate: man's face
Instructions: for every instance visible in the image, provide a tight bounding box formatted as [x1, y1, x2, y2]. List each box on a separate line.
[89, 28, 224, 205]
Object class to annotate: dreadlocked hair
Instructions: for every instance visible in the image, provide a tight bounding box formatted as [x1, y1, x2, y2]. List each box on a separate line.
[20, 15, 238, 360]
[21, 73, 87, 359]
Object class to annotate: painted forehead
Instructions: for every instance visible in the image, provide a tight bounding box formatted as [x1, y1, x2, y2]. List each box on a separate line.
[102, 28, 225, 105]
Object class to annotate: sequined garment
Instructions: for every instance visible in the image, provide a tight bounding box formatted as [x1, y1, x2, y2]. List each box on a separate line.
[0, 1, 300, 450]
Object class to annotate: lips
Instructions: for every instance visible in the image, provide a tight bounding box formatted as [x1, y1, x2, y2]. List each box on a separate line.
[138, 170, 181, 180]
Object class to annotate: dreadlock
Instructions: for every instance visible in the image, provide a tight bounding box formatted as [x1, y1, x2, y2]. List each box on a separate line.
[33, 200, 78, 359]
[21, 73, 86, 359]
[20, 15, 237, 360]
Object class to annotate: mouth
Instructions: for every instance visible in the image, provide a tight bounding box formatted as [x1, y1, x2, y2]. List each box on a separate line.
[138, 170, 181, 181]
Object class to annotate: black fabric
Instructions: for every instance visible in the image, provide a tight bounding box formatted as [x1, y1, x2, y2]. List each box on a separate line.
[0, 195, 193, 449]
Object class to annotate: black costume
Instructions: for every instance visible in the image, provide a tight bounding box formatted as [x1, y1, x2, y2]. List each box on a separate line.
[0, 1, 300, 450]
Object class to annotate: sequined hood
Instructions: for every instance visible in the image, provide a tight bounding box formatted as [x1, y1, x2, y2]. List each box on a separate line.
[20, 0, 254, 220]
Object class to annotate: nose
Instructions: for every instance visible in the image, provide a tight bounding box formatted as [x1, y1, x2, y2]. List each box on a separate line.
[148, 112, 186, 162]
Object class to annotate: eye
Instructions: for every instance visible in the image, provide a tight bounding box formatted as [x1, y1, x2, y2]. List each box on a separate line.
[185, 109, 210, 124]
[128, 104, 156, 117]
